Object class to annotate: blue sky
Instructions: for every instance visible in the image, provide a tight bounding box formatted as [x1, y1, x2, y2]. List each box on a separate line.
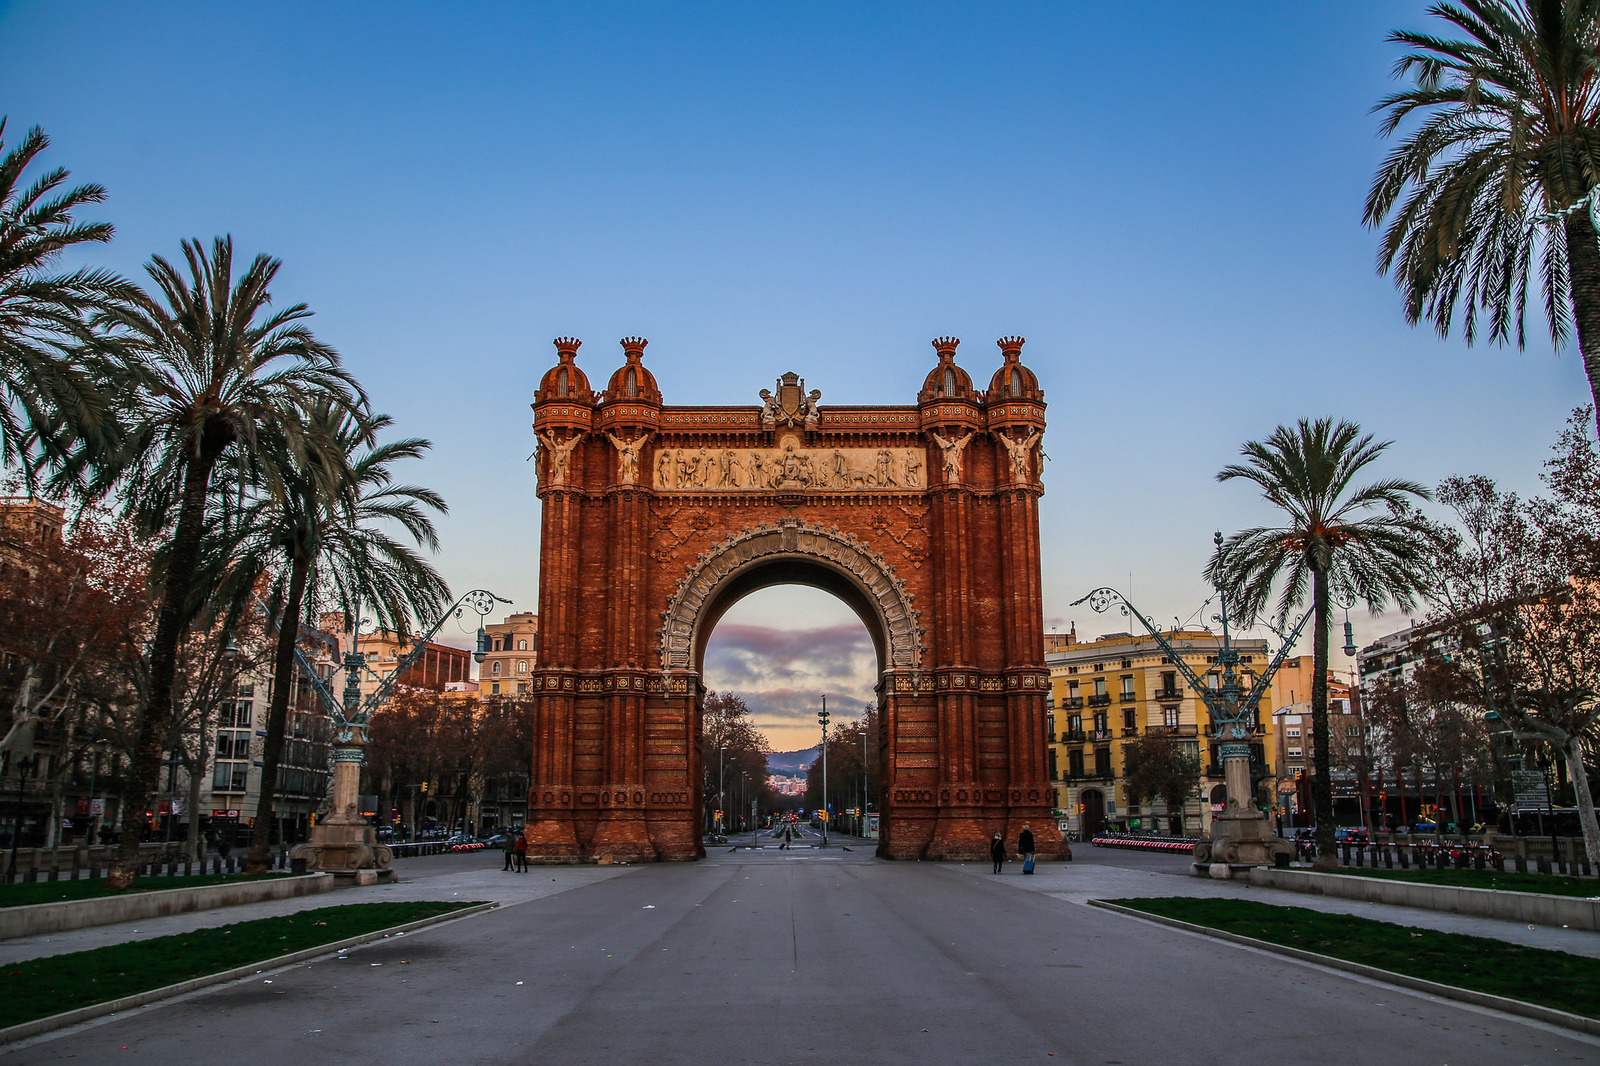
[4, 2, 1585, 748]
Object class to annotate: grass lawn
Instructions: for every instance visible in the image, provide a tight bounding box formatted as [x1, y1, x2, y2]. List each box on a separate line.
[0, 900, 477, 1029]
[0, 873, 289, 909]
[1329, 867, 1600, 898]
[1109, 897, 1600, 1020]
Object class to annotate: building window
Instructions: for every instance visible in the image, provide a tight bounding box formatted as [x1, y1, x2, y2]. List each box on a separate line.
[1121, 659, 1132, 669]
[1068, 666, 1078, 675]
[1286, 727, 1300, 738]
[1346, 725, 1360, 737]
[1093, 679, 1107, 697]
[1164, 706, 1179, 728]
[492, 662, 501, 676]
[518, 639, 527, 651]
[1068, 750, 1084, 776]
[491, 682, 500, 694]
[1093, 663, 1103, 673]
[1068, 714, 1081, 733]
[1120, 676, 1134, 697]
[943, 367, 956, 395]
[1048, 747, 1058, 780]
[1288, 747, 1303, 758]
[1093, 748, 1112, 777]
[1122, 708, 1136, 730]
[1093, 712, 1108, 734]
[517, 660, 527, 674]
[517, 682, 528, 694]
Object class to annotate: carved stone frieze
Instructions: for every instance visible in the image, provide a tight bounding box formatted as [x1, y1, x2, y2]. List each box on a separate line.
[652, 445, 925, 492]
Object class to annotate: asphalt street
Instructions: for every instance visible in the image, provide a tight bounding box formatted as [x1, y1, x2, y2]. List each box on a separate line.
[6, 843, 1599, 1065]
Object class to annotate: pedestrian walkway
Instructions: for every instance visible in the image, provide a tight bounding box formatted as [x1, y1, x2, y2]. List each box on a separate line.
[955, 856, 1600, 959]
[0, 855, 634, 966]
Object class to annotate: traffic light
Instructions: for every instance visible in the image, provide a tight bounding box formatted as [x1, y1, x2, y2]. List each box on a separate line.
[421, 782, 429, 794]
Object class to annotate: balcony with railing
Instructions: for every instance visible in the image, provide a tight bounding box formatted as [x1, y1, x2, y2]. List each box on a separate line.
[1087, 693, 1112, 707]
[1091, 730, 1113, 741]
[1061, 729, 1086, 743]
[1063, 697, 1084, 709]
[1121, 727, 1138, 738]
[1119, 691, 1137, 702]
[1153, 688, 1183, 702]
[1145, 724, 1198, 737]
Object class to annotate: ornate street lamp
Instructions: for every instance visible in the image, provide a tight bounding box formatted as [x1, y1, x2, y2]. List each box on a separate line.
[276, 588, 510, 880]
[1072, 535, 1316, 874]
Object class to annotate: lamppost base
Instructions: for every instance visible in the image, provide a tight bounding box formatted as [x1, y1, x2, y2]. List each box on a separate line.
[1190, 803, 1293, 876]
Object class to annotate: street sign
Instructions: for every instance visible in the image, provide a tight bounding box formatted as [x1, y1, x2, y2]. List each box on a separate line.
[1512, 770, 1549, 810]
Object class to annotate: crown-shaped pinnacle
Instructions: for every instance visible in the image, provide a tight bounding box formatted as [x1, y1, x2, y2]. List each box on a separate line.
[997, 336, 1025, 357]
[932, 337, 960, 360]
[553, 337, 582, 359]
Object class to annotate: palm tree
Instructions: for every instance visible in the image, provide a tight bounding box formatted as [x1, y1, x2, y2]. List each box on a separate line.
[90, 237, 362, 888]
[1205, 419, 1432, 868]
[1365, 1, 1600, 431]
[0, 119, 125, 476]
[220, 402, 449, 873]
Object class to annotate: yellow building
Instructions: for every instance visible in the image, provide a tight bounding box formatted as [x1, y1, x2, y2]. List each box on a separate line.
[1045, 627, 1283, 840]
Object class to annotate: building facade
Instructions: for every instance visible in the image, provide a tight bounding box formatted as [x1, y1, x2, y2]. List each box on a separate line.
[1045, 628, 1283, 840]
[480, 612, 540, 696]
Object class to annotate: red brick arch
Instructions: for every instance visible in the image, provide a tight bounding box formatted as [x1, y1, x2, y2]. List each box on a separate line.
[524, 337, 1065, 862]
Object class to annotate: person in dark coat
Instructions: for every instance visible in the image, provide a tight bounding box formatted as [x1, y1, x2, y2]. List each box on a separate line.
[503, 830, 516, 871]
[1018, 824, 1036, 872]
[989, 832, 1006, 874]
[514, 830, 529, 872]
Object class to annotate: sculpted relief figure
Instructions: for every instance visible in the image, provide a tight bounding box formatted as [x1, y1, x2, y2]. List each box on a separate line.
[997, 428, 1043, 485]
[650, 445, 928, 492]
[904, 448, 924, 488]
[928, 429, 975, 484]
[606, 431, 647, 484]
[537, 430, 586, 486]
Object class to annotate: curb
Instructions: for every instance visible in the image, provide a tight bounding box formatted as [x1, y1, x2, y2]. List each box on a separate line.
[0, 901, 499, 1046]
[1087, 899, 1600, 1038]
[0, 873, 335, 941]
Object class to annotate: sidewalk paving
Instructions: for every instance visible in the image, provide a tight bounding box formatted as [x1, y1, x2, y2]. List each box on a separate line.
[0, 857, 635, 966]
[954, 857, 1600, 959]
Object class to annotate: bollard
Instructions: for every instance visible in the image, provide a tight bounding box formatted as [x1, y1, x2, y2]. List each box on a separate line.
[1473, 850, 1485, 871]
[1537, 855, 1551, 874]
[1398, 846, 1410, 869]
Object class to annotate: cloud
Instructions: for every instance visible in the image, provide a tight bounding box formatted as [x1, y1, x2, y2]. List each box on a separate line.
[703, 622, 877, 743]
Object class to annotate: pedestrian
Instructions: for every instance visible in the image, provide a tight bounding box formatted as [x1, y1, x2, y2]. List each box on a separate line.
[514, 830, 529, 872]
[1018, 824, 1035, 874]
[989, 832, 1005, 874]
[783, 826, 793, 850]
[503, 829, 515, 871]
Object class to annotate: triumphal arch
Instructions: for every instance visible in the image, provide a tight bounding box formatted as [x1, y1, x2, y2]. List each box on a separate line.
[524, 335, 1064, 862]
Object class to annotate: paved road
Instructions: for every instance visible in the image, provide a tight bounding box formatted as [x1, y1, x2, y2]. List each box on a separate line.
[8, 849, 1598, 1064]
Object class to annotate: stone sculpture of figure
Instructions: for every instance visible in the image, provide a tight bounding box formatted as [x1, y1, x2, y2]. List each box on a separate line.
[997, 428, 1043, 485]
[832, 450, 850, 488]
[719, 449, 743, 488]
[748, 451, 767, 487]
[781, 443, 805, 485]
[759, 389, 779, 431]
[875, 449, 897, 488]
[538, 430, 585, 486]
[655, 449, 674, 488]
[605, 431, 646, 485]
[928, 429, 975, 484]
[801, 388, 822, 430]
[904, 448, 924, 488]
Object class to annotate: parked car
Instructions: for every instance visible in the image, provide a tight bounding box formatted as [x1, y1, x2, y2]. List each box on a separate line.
[481, 832, 512, 848]
[1334, 827, 1370, 844]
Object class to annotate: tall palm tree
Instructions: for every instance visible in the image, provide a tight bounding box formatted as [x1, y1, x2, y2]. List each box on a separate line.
[0, 119, 125, 477]
[219, 403, 449, 873]
[90, 237, 362, 889]
[1365, 1, 1600, 431]
[1205, 419, 1432, 868]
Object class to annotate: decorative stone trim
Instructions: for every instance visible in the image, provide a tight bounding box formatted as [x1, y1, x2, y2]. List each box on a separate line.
[658, 519, 924, 671]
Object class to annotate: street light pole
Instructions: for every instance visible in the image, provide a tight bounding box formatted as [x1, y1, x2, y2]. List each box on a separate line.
[718, 746, 725, 836]
[818, 696, 830, 846]
[6, 754, 36, 884]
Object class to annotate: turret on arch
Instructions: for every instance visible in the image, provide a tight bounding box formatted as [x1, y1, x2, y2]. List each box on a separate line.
[524, 336, 1065, 862]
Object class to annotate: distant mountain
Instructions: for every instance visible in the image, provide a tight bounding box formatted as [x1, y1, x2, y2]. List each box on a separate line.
[765, 746, 819, 775]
